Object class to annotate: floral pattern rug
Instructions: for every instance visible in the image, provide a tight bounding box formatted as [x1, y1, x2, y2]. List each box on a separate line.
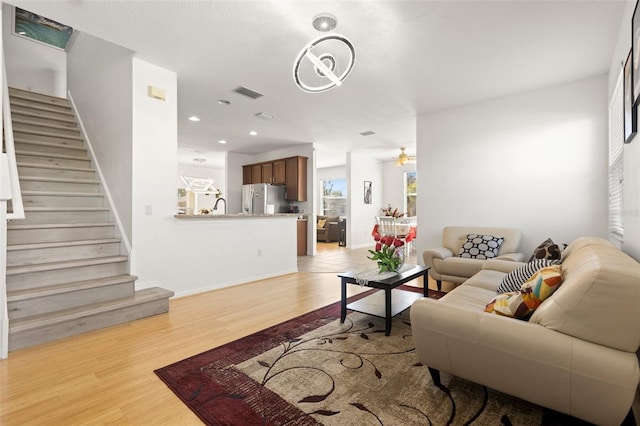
[155, 286, 596, 425]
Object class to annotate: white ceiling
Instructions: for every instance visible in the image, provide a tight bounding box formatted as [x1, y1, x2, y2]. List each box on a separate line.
[9, 0, 626, 169]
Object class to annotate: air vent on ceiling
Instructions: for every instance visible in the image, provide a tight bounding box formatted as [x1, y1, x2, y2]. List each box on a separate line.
[255, 112, 274, 119]
[233, 86, 264, 99]
[359, 130, 376, 136]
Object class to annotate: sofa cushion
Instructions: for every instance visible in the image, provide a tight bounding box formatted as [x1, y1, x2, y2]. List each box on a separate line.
[485, 265, 563, 318]
[529, 238, 563, 262]
[317, 219, 327, 229]
[433, 256, 484, 278]
[496, 259, 558, 294]
[458, 234, 504, 259]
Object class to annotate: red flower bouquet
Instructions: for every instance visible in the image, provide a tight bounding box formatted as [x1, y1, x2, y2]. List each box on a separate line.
[368, 233, 405, 273]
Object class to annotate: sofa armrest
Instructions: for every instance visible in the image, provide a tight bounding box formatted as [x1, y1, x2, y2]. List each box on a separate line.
[495, 252, 525, 262]
[482, 259, 525, 273]
[422, 247, 454, 268]
[410, 298, 640, 425]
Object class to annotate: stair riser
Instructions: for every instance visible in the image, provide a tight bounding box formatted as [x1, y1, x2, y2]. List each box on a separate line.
[13, 131, 82, 146]
[7, 242, 121, 267]
[19, 179, 100, 193]
[8, 225, 116, 245]
[16, 154, 91, 169]
[11, 105, 74, 122]
[12, 112, 77, 129]
[22, 194, 105, 208]
[17, 165, 95, 180]
[9, 89, 71, 107]
[13, 124, 81, 139]
[15, 142, 86, 157]
[8, 282, 135, 320]
[15, 135, 85, 148]
[19, 210, 111, 225]
[7, 261, 128, 291]
[8, 297, 169, 351]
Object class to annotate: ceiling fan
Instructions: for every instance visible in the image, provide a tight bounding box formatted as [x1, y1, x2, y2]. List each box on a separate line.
[395, 147, 416, 166]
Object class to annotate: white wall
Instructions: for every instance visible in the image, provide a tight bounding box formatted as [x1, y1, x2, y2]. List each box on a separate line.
[416, 75, 608, 258]
[67, 32, 134, 241]
[131, 59, 297, 296]
[608, 0, 640, 261]
[347, 152, 383, 249]
[2, 3, 66, 97]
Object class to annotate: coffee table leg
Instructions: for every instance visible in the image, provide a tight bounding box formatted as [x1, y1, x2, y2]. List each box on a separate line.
[423, 271, 428, 297]
[340, 278, 347, 323]
[385, 289, 392, 336]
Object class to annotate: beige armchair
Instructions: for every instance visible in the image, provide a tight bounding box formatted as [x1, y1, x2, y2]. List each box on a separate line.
[423, 226, 524, 290]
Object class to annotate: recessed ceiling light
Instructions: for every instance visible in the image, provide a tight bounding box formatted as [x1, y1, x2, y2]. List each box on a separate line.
[193, 157, 207, 163]
[217, 99, 231, 105]
[312, 13, 337, 32]
[218, 140, 227, 144]
[249, 130, 258, 136]
[188, 116, 200, 122]
[359, 130, 376, 136]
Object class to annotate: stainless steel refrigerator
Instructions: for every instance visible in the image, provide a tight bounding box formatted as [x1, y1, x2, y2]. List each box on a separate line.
[242, 183, 286, 214]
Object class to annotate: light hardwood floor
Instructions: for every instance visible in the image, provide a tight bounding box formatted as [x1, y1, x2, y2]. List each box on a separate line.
[0, 245, 431, 425]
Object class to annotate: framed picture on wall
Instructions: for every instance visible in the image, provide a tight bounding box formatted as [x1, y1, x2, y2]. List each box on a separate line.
[364, 181, 372, 204]
[633, 0, 640, 104]
[625, 49, 637, 143]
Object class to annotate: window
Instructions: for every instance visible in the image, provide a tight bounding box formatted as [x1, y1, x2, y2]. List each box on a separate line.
[405, 171, 417, 217]
[321, 179, 346, 216]
[13, 7, 74, 50]
[608, 69, 624, 242]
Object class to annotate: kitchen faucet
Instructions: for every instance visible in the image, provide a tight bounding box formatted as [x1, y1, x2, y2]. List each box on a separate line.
[213, 197, 227, 214]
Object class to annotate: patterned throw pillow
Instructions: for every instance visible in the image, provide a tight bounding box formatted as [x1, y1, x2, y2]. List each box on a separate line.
[485, 265, 563, 319]
[317, 219, 327, 229]
[496, 259, 557, 293]
[458, 234, 504, 259]
[528, 238, 563, 262]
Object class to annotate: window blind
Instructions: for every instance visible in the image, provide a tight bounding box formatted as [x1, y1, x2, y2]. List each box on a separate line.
[608, 69, 624, 242]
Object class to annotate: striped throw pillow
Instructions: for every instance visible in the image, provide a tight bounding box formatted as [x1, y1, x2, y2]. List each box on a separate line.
[496, 259, 557, 293]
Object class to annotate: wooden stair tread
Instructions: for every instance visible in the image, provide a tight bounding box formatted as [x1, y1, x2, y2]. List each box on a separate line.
[13, 128, 82, 140]
[12, 117, 78, 131]
[9, 99, 73, 115]
[9, 287, 174, 333]
[15, 150, 88, 160]
[19, 176, 99, 184]
[24, 206, 109, 212]
[7, 222, 115, 230]
[14, 138, 86, 151]
[22, 190, 104, 197]
[7, 255, 129, 275]
[9, 87, 69, 102]
[17, 162, 94, 172]
[7, 274, 137, 301]
[8, 238, 121, 251]
[11, 109, 76, 124]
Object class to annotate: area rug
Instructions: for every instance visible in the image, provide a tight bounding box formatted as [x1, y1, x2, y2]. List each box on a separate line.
[155, 286, 599, 425]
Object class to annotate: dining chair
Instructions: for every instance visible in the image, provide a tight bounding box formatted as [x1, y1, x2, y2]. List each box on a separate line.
[375, 216, 397, 237]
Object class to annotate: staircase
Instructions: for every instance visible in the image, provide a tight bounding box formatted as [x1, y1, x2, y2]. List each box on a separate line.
[5, 87, 174, 351]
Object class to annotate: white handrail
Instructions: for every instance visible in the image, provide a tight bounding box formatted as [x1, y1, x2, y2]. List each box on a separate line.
[2, 52, 24, 220]
[0, 154, 10, 358]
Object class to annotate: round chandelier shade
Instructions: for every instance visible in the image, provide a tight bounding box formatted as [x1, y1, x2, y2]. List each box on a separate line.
[293, 33, 356, 93]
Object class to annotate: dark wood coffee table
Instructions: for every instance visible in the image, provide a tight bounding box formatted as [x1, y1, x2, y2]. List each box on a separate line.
[338, 265, 429, 336]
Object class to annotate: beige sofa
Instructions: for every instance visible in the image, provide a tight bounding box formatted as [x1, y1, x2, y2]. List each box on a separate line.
[411, 237, 640, 425]
[423, 226, 525, 290]
[316, 215, 340, 242]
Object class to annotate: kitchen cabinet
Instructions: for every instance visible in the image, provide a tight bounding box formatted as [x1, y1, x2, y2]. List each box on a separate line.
[272, 159, 286, 184]
[251, 164, 262, 184]
[297, 219, 307, 256]
[285, 156, 307, 201]
[242, 166, 252, 185]
[261, 162, 273, 183]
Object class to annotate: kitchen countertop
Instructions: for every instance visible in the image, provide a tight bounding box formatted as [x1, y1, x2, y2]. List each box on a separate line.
[175, 213, 308, 219]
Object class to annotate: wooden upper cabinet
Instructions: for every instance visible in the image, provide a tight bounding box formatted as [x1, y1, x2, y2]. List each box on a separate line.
[250, 164, 262, 184]
[285, 156, 308, 201]
[242, 166, 252, 185]
[272, 159, 286, 185]
[261, 162, 273, 183]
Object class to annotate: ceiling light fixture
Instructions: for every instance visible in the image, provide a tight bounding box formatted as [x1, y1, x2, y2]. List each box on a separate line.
[293, 33, 356, 93]
[188, 116, 200, 122]
[217, 99, 231, 105]
[181, 158, 218, 194]
[312, 13, 337, 32]
[249, 130, 258, 136]
[395, 147, 417, 166]
[255, 112, 274, 120]
[218, 139, 227, 144]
